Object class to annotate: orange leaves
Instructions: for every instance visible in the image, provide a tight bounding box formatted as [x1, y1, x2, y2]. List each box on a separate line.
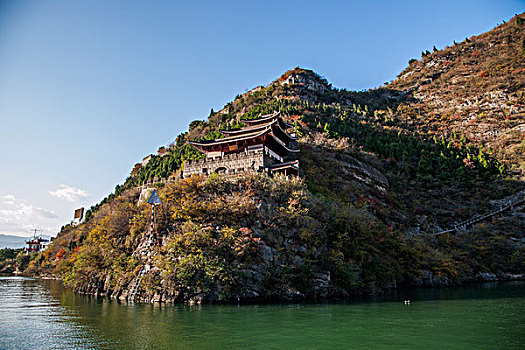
[55, 249, 66, 261]
[479, 70, 489, 78]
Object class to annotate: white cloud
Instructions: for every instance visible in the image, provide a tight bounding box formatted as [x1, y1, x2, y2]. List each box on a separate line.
[49, 184, 89, 202]
[0, 203, 33, 219]
[0, 194, 59, 236]
[1, 194, 16, 205]
[34, 207, 59, 219]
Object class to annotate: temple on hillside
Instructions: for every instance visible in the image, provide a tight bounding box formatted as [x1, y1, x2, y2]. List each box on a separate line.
[183, 111, 300, 178]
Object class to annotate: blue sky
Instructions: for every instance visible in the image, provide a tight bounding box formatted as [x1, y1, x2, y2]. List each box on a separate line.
[0, 0, 523, 237]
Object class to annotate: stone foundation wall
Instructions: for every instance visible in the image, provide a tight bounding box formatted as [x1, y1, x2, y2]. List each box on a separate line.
[183, 149, 276, 178]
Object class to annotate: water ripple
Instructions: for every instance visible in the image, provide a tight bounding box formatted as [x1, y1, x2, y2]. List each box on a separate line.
[1, 276, 524, 349]
[0, 277, 114, 350]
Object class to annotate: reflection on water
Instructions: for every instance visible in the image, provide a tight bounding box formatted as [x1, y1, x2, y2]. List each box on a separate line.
[1, 277, 524, 349]
[0, 277, 115, 349]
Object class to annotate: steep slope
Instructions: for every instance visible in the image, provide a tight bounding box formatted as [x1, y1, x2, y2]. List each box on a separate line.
[391, 14, 525, 177]
[26, 14, 525, 303]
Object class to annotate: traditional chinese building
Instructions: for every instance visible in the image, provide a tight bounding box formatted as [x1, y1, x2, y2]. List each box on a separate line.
[183, 111, 300, 178]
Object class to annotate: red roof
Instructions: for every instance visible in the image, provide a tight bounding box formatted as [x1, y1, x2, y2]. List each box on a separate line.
[189, 120, 298, 155]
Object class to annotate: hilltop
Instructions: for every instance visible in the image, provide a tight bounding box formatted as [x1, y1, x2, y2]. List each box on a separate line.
[20, 14, 525, 303]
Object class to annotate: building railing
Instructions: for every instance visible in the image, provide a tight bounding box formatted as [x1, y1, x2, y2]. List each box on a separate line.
[185, 148, 264, 166]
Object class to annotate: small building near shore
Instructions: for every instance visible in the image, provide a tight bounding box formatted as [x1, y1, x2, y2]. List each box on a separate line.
[25, 237, 52, 254]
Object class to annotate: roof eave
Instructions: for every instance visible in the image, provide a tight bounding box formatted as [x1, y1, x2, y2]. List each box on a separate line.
[188, 128, 270, 147]
[240, 111, 281, 124]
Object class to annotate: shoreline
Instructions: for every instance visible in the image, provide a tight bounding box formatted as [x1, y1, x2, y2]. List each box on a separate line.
[8, 272, 523, 305]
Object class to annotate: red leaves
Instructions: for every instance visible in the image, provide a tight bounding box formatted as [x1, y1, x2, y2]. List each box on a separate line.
[55, 249, 66, 261]
[463, 158, 475, 169]
[238, 227, 252, 235]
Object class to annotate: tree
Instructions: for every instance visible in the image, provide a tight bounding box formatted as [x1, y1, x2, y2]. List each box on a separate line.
[323, 122, 330, 136]
[0, 248, 21, 261]
[15, 253, 31, 271]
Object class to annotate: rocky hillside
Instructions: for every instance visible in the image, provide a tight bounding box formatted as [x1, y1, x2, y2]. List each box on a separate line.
[391, 14, 525, 177]
[24, 14, 525, 303]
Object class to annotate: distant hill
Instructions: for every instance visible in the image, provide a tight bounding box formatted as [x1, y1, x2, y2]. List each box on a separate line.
[0, 234, 28, 249]
[0, 234, 52, 249]
[27, 13, 525, 303]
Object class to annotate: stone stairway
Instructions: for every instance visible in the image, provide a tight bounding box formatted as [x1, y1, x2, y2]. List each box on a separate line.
[127, 233, 156, 302]
[128, 267, 145, 301]
[128, 199, 159, 302]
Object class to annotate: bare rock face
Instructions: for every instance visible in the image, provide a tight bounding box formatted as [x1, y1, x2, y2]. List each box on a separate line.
[335, 153, 389, 192]
[302, 133, 389, 193]
[279, 71, 330, 93]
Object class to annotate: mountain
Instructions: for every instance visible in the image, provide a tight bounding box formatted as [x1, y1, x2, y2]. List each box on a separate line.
[0, 234, 28, 249]
[25, 14, 525, 303]
[390, 15, 525, 178]
[0, 234, 53, 249]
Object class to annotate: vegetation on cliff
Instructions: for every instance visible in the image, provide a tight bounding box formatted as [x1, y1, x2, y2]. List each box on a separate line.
[31, 175, 423, 302]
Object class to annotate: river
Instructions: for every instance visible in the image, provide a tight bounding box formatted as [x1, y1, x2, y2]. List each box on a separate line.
[0, 276, 524, 349]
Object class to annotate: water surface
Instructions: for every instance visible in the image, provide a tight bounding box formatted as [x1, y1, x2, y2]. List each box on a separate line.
[1, 277, 524, 349]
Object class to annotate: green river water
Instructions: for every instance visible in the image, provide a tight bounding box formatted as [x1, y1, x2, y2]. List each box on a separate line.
[0, 277, 523, 349]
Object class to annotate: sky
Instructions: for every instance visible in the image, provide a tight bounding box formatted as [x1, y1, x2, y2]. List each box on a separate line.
[0, 0, 523, 237]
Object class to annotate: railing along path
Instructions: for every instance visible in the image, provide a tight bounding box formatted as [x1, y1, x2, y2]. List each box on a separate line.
[435, 190, 525, 235]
